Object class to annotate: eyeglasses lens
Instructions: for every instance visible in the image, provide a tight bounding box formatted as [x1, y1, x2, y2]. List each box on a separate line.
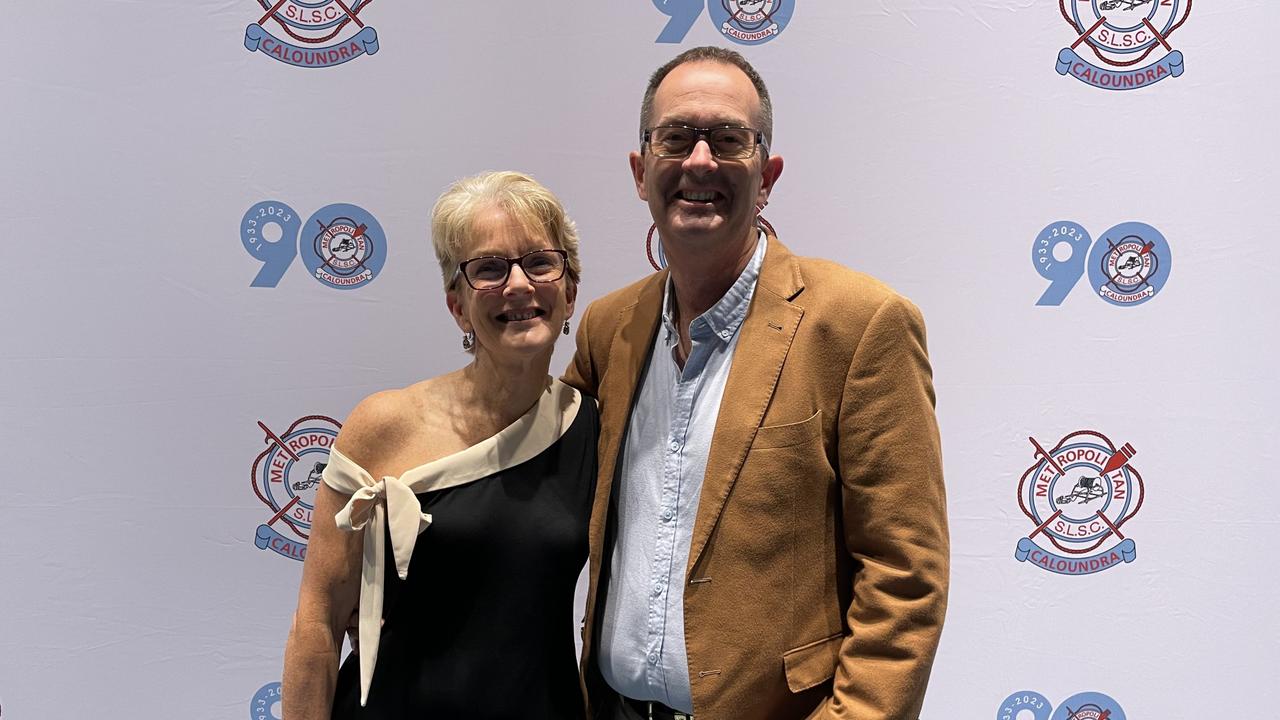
[651, 127, 756, 159]
[463, 250, 565, 290]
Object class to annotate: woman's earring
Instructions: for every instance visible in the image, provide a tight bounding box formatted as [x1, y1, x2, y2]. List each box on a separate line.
[562, 320, 571, 335]
[645, 223, 665, 271]
[461, 331, 474, 351]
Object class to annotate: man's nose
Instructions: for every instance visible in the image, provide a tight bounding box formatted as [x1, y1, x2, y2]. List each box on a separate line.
[681, 139, 718, 175]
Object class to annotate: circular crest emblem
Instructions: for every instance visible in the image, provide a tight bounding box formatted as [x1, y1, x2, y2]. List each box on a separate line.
[1063, 0, 1190, 67]
[300, 203, 386, 289]
[258, 0, 371, 43]
[709, 0, 794, 45]
[251, 415, 340, 561]
[1015, 430, 1145, 575]
[1050, 692, 1127, 720]
[245, 0, 380, 68]
[998, 690, 1126, 720]
[1086, 221, 1171, 306]
[1055, 0, 1190, 89]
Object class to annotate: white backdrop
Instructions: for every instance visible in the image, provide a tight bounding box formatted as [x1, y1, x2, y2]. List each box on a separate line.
[2, 2, 1278, 719]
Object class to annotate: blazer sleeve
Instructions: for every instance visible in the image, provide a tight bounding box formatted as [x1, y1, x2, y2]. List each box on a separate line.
[813, 294, 950, 720]
[561, 301, 601, 399]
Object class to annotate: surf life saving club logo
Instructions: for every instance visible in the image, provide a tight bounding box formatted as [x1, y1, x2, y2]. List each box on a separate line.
[1015, 430, 1145, 576]
[651, 0, 793, 46]
[1033, 221, 1171, 307]
[241, 201, 386, 289]
[712, 1, 790, 43]
[244, 0, 379, 68]
[251, 415, 341, 561]
[999, 690, 1126, 720]
[1056, 0, 1191, 90]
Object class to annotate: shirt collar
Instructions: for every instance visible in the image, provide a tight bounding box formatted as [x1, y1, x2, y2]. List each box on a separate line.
[660, 231, 767, 347]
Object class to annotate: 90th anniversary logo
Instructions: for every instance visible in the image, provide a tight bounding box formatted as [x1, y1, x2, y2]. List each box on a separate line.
[245, 0, 379, 68]
[251, 682, 283, 720]
[241, 201, 387, 289]
[999, 690, 1126, 720]
[651, 0, 793, 45]
[1056, 0, 1191, 90]
[1033, 220, 1171, 306]
[250, 415, 341, 561]
[1015, 430, 1145, 575]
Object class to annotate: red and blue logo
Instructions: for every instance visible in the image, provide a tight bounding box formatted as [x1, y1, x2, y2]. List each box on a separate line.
[1015, 430, 1145, 575]
[1056, 0, 1191, 90]
[244, 0, 379, 68]
[651, 0, 793, 45]
[999, 690, 1126, 720]
[250, 415, 340, 562]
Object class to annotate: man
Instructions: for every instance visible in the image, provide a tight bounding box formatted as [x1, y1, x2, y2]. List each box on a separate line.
[565, 47, 948, 720]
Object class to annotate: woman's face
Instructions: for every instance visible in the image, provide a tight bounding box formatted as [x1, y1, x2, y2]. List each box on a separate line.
[447, 205, 575, 361]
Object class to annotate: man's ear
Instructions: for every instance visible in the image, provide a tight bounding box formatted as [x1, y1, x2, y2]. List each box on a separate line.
[757, 153, 784, 205]
[629, 150, 648, 201]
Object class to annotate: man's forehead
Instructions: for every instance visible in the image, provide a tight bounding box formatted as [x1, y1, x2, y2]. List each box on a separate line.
[652, 61, 760, 125]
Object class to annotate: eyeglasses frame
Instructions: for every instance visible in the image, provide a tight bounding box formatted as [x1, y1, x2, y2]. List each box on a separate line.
[641, 124, 768, 160]
[453, 248, 569, 291]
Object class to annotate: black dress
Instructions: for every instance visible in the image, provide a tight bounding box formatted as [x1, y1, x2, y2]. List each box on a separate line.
[330, 397, 596, 720]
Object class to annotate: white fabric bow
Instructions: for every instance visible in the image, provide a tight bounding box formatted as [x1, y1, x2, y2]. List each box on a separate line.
[327, 459, 432, 707]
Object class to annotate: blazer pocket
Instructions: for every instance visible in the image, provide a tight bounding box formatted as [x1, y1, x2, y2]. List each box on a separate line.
[782, 632, 843, 693]
[751, 410, 822, 449]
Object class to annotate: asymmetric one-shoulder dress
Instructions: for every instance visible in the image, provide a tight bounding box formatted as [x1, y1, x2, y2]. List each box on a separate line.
[325, 380, 596, 720]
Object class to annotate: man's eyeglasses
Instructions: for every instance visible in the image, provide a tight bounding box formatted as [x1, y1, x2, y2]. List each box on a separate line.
[642, 125, 766, 160]
[455, 248, 568, 290]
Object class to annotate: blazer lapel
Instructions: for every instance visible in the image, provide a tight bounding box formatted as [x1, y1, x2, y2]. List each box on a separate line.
[591, 271, 665, 549]
[686, 236, 805, 576]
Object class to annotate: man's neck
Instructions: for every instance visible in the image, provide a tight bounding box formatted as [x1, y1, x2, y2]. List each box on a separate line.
[666, 230, 759, 325]
[665, 229, 760, 362]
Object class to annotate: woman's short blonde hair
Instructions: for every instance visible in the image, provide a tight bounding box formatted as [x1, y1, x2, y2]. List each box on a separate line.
[430, 171, 582, 290]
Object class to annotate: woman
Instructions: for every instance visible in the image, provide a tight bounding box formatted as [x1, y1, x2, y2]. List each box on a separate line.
[283, 171, 594, 719]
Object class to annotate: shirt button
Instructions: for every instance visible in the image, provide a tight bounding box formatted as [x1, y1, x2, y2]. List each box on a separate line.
[653, 583, 663, 596]
[720, 329, 731, 339]
[647, 652, 659, 665]
[662, 509, 674, 522]
[669, 441, 679, 452]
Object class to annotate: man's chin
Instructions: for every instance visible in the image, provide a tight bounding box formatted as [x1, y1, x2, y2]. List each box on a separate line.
[663, 214, 727, 239]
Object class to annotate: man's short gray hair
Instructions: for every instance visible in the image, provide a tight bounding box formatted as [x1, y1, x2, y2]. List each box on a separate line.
[639, 46, 774, 149]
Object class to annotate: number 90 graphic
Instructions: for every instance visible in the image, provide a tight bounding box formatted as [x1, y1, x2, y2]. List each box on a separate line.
[998, 690, 1126, 720]
[241, 200, 386, 290]
[1033, 220, 1171, 307]
[250, 682, 282, 720]
[651, 0, 794, 45]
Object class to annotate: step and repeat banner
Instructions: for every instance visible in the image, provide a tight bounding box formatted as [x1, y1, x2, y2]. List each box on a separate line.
[2, 2, 1277, 719]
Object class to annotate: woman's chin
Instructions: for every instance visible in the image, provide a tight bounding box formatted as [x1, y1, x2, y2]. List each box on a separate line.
[485, 325, 558, 357]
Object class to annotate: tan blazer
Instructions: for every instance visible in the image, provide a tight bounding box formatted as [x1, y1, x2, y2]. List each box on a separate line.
[564, 236, 948, 720]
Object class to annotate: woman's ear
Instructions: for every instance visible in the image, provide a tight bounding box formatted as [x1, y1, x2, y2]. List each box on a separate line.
[445, 287, 471, 333]
[564, 280, 578, 320]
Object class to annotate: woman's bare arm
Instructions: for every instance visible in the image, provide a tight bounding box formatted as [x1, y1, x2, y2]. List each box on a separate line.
[282, 478, 362, 719]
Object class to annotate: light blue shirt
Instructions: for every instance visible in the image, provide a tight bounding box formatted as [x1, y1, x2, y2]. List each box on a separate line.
[598, 236, 766, 712]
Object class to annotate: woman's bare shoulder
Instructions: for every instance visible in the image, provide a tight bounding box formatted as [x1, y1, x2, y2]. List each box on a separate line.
[335, 375, 460, 473]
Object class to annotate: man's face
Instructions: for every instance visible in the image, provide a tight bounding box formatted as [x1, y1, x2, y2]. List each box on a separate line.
[630, 61, 783, 257]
